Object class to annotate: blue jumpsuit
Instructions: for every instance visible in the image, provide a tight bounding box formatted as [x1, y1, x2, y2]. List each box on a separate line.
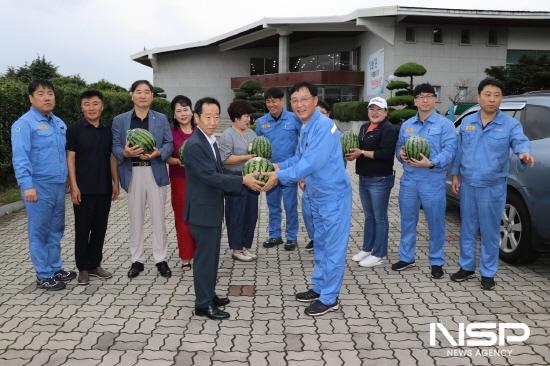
[11, 107, 68, 280]
[451, 110, 530, 277]
[277, 110, 351, 305]
[256, 110, 302, 241]
[395, 112, 456, 266]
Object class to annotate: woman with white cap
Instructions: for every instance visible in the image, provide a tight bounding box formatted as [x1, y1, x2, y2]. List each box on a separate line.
[346, 96, 398, 267]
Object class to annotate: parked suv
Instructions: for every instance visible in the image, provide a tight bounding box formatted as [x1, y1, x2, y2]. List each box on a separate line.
[446, 92, 550, 264]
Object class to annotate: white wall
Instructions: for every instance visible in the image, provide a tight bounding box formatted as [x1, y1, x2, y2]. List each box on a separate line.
[508, 27, 550, 50]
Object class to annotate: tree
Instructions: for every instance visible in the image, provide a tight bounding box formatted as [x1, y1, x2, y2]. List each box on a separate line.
[4, 56, 60, 83]
[233, 79, 265, 122]
[88, 79, 127, 92]
[485, 55, 550, 95]
[448, 78, 474, 105]
[153, 86, 167, 99]
[386, 62, 427, 123]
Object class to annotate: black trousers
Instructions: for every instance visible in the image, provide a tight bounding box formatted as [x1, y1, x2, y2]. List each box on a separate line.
[190, 223, 221, 308]
[73, 194, 111, 271]
[225, 186, 259, 250]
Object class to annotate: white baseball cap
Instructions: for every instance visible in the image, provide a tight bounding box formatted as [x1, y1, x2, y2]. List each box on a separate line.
[368, 96, 388, 109]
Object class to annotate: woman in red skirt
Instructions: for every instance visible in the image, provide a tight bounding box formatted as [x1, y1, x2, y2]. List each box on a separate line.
[167, 95, 196, 270]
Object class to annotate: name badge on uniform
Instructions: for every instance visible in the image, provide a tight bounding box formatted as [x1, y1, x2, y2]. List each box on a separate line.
[38, 124, 48, 130]
[405, 128, 414, 133]
[262, 123, 270, 129]
[465, 125, 476, 131]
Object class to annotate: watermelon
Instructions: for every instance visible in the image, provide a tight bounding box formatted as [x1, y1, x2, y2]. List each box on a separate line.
[248, 136, 272, 159]
[127, 128, 156, 154]
[340, 131, 359, 155]
[178, 140, 187, 165]
[404, 135, 430, 160]
[242, 157, 275, 183]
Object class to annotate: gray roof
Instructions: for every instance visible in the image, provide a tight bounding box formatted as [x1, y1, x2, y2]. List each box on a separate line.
[131, 5, 550, 67]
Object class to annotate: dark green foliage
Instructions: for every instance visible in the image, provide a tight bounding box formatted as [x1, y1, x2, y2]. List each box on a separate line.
[388, 109, 417, 123]
[386, 80, 409, 91]
[387, 95, 414, 107]
[88, 79, 127, 92]
[179, 141, 187, 165]
[485, 55, 550, 95]
[395, 90, 410, 96]
[0, 56, 170, 187]
[332, 101, 369, 122]
[233, 79, 265, 123]
[394, 63, 427, 77]
[153, 86, 167, 99]
[5, 56, 60, 83]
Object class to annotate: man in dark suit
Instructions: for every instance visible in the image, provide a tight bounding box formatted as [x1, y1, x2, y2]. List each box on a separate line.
[184, 97, 263, 320]
[112, 80, 173, 279]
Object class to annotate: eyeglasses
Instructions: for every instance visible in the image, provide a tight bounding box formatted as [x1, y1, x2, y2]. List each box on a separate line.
[415, 94, 436, 100]
[290, 96, 314, 105]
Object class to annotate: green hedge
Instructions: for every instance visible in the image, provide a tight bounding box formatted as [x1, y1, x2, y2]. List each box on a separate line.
[0, 77, 171, 189]
[332, 101, 370, 122]
[389, 108, 417, 123]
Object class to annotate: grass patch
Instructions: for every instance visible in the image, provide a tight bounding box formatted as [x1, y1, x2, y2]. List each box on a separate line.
[0, 185, 20, 205]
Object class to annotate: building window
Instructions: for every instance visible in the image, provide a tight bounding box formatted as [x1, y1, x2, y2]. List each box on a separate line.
[250, 58, 264, 75]
[433, 85, 442, 102]
[405, 27, 415, 42]
[433, 28, 443, 43]
[507, 49, 550, 64]
[265, 58, 278, 74]
[289, 50, 358, 72]
[460, 29, 471, 45]
[488, 30, 498, 45]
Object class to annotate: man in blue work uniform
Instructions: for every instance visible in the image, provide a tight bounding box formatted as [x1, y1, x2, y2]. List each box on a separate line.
[450, 78, 534, 290]
[263, 81, 352, 316]
[11, 80, 77, 290]
[256, 87, 302, 251]
[393, 83, 457, 279]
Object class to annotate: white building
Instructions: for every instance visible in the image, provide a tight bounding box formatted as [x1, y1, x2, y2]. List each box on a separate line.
[131, 6, 550, 116]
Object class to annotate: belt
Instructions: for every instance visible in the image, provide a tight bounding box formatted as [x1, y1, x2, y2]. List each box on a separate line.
[132, 161, 151, 167]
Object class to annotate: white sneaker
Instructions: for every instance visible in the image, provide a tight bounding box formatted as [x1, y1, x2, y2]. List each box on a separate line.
[243, 249, 257, 259]
[359, 255, 383, 267]
[352, 250, 371, 262]
[232, 251, 253, 262]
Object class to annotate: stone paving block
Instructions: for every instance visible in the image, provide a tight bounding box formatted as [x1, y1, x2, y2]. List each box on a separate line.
[322, 350, 343, 366]
[44, 349, 72, 366]
[96, 350, 124, 366]
[173, 350, 194, 366]
[192, 351, 213, 365]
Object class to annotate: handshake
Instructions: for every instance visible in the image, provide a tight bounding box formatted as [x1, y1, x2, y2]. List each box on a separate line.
[242, 164, 280, 192]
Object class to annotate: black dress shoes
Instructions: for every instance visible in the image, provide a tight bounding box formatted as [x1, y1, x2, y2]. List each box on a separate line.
[213, 295, 230, 306]
[128, 262, 144, 278]
[156, 261, 172, 278]
[195, 305, 230, 320]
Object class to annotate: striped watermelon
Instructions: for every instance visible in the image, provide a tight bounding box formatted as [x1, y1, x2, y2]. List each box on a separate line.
[340, 131, 359, 155]
[178, 140, 187, 165]
[242, 157, 275, 183]
[248, 136, 272, 159]
[404, 135, 430, 160]
[127, 128, 156, 154]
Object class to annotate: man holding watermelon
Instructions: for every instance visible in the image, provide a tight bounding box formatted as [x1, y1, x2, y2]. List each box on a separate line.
[450, 78, 534, 290]
[263, 81, 352, 317]
[112, 80, 174, 279]
[394, 83, 457, 279]
[256, 87, 302, 251]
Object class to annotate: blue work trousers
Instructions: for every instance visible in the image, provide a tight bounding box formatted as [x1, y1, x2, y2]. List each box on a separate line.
[459, 182, 506, 277]
[301, 188, 314, 240]
[265, 183, 298, 240]
[398, 175, 446, 266]
[225, 186, 259, 250]
[311, 191, 352, 305]
[359, 174, 394, 257]
[23, 181, 65, 280]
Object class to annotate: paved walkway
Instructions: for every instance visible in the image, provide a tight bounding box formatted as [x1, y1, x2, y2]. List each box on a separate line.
[0, 163, 549, 366]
